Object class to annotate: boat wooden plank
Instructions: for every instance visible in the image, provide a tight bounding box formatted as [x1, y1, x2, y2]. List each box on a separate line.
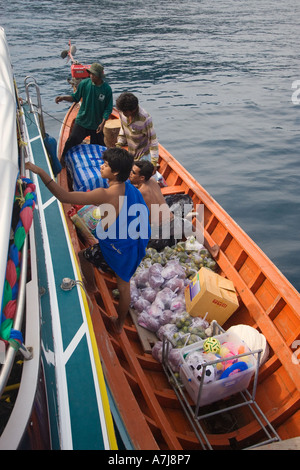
[216, 251, 300, 389]
[161, 185, 185, 196]
[115, 332, 183, 450]
[89, 297, 160, 450]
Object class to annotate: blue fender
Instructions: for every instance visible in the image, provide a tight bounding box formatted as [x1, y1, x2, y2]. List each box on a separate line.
[44, 133, 62, 176]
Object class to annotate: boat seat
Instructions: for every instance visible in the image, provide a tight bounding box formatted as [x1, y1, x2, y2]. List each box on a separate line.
[161, 185, 186, 196]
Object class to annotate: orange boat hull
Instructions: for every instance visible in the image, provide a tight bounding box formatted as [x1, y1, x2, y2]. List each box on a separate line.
[57, 103, 300, 450]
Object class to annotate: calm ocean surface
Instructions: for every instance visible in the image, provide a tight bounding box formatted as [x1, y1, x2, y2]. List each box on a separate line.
[2, 0, 300, 291]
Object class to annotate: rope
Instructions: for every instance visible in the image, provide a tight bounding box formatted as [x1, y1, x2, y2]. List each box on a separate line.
[0, 177, 36, 351]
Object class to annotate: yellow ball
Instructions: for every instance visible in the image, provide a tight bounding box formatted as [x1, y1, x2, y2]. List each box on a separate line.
[203, 337, 221, 354]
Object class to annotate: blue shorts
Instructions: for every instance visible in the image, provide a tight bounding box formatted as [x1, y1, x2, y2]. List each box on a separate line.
[82, 243, 114, 274]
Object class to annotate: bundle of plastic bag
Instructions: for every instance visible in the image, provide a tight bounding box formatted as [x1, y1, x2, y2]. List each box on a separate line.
[137, 310, 161, 332]
[151, 341, 183, 373]
[169, 294, 186, 313]
[161, 260, 185, 280]
[157, 323, 179, 342]
[155, 287, 176, 309]
[134, 267, 150, 288]
[148, 263, 165, 289]
[164, 276, 185, 292]
[130, 280, 139, 303]
[133, 297, 151, 313]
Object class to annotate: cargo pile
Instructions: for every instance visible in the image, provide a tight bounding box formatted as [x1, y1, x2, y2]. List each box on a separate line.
[130, 240, 216, 338]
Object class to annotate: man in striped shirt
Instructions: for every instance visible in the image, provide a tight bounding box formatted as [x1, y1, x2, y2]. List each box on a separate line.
[115, 92, 159, 168]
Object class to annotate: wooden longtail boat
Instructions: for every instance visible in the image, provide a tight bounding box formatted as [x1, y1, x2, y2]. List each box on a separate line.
[54, 98, 300, 450]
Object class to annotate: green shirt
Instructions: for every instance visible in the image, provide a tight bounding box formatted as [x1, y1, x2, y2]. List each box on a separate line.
[71, 78, 113, 130]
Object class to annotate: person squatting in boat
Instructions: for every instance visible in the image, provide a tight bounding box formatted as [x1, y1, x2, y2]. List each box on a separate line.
[129, 160, 219, 258]
[55, 62, 113, 165]
[25, 147, 150, 334]
[115, 92, 159, 169]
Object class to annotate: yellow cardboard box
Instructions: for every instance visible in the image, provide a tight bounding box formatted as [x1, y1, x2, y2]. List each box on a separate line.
[184, 267, 239, 325]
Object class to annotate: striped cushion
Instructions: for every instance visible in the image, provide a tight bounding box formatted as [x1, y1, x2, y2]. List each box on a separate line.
[65, 144, 108, 191]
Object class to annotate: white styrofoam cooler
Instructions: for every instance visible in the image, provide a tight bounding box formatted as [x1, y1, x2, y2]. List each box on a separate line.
[179, 330, 257, 407]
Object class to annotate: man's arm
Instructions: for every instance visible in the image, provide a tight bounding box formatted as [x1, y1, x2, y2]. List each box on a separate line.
[55, 95, 74, 104]
[97, 86, 113, 134]
[146, 117, 159, 166]
[26, 162, 108, 206]
[115, 113, 127, 147]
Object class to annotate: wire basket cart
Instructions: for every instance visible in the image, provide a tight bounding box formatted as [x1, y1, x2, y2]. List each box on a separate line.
[161, 321, 281, 450]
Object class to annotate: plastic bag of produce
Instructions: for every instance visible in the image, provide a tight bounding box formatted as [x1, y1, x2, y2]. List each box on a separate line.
[149, 273, 165, 289]
[134, 267, 149, 288]
[185, 236, 204, 251]
[164, 276, 185, 292]
[159, 309, 176, 326]
[147, 303, 163, 318]
[157, 323, 179, 341]
[168, 348, 183, 372]
[170, 294, 186, 313]
[141, 286, 158, 303]
[137, 310, 160, 332]
[149, 263, 163, 275]
[190, 316, 210, 331]
[148, 264, 165, 288]
[130, 280, 139, 303]
[161, 260, 185, 280]
[133, 297, 151, 313]
[152, 341, 164, 363]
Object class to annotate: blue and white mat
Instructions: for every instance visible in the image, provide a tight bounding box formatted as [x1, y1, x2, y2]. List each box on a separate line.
[65, 144, 108, 192]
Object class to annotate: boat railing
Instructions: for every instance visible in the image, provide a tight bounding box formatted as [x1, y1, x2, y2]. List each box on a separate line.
[24, 75, 46, 138]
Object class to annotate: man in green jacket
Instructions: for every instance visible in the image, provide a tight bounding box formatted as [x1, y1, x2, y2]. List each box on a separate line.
[55, 63, 113, 162]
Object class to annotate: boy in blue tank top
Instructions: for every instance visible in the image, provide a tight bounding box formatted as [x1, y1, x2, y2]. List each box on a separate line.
[26, 148, 150, 334]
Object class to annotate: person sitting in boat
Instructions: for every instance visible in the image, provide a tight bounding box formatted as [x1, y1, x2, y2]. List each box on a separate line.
[130, 160, 178, 251]
[130, 160, 219, 258]
[26, 148, 150, 334]
[55, 63, 113, 164]
[115, 92, 159, 169]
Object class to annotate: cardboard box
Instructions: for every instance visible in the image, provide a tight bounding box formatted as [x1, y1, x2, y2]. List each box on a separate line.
[184, 267, 239, 325]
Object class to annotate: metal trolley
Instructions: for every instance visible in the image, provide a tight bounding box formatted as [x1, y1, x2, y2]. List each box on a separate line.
[161, 320, 281, 450]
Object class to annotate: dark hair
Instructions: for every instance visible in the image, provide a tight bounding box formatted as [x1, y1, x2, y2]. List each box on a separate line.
[116, 92, 139, 112]
[134, 160, 154, 181]
[103, 147, 134, 182]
